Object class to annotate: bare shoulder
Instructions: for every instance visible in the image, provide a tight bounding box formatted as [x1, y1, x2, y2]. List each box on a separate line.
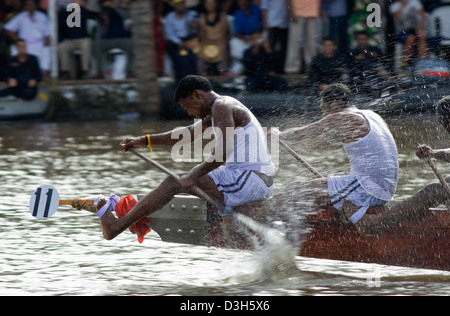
[327, 108, 370, 142]
[212, 96, 251, 127]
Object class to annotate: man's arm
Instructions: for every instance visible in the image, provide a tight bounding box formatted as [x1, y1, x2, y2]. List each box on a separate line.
[180, 102, 235, 188]
[417, 145, 450, 163]
[281, 114, 341, 148]
[120, 116, 212, 151]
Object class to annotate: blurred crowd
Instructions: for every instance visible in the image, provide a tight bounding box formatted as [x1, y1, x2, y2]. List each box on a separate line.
[0, 0, 449, 94]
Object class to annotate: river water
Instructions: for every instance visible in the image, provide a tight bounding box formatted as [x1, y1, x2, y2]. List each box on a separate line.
[1, 112, 450, 296]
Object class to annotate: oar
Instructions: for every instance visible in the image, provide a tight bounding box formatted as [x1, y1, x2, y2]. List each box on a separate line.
[29, 184, 95, 219]
[279, 139, 324, 179]
[128, 148, 226, 211]
[425, 156, 450, 197]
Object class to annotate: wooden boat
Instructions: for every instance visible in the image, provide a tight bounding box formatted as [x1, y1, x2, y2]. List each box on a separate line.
[144, 194, 450, 272]
[0, 87, 49, 120]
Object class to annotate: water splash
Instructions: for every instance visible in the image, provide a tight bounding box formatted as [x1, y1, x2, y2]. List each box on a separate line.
[233, 213, 302, 282]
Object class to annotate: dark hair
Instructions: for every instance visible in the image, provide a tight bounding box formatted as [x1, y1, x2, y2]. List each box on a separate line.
[354, 30, 368, 38]
[320, 83, 353, 107]
[322, 37, 335, 44]
[436, 96, 450, 126]
[175, 75, 213, 101]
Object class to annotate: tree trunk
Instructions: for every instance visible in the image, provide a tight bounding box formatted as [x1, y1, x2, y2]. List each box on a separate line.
[130, 0, 160, 116]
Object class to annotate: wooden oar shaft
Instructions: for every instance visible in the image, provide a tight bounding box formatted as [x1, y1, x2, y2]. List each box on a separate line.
[426, 156, 450, 196]
[128, 148, 226, 211]
[59, 199, 94, 205]
[279, 139, 324, 179]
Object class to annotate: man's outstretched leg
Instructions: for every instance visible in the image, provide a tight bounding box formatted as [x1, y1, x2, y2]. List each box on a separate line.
[99, 174, 224, 240]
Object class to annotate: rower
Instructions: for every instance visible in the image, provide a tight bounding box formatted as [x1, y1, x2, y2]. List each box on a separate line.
[267, 83, 399, 230]
[354, 96, 450, 233]
[97, 75, 275, 240]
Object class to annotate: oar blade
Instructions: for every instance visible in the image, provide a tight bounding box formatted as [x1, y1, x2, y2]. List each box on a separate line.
[29, 185, 60, 219]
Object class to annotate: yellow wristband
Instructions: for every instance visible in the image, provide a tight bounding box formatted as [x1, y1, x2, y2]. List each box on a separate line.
[146, 134, 153, 153]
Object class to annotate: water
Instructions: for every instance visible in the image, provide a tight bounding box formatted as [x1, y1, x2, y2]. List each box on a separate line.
[1, 113, 450, 296]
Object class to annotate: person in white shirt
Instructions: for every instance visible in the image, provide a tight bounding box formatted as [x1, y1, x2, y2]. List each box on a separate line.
[5, 0, 50, 80]
[389, 0, 427, 67]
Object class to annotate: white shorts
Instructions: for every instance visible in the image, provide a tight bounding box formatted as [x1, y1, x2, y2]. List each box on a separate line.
[208, 167, 273, 207]
[328, 174, 387, 223]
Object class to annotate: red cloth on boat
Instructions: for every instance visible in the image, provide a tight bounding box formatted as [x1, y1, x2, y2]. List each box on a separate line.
[115, 195, 151, 243]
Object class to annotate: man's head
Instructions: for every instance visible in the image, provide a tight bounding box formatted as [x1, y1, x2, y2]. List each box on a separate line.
[436, 96, 450, 133]
[23, 0, 38, 12]
[321, 38, 337, 58]
[354, 30, 369, 49]
[175, 75, 214, 118]
[15, 38, 27, 55]
[173, 0, 186, 14]
[320, 83, 353, 115]
[237, 0, 250, 11]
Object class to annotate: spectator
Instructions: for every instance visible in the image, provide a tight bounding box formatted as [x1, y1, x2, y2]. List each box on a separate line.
[0, 39, 41, 100]
[229, 0, 263, 75]
[309, 38, 343, 92]
[198, 0, 230, 76]
[261, 0, 289, 74]
[325, 0, 349, 57]
[242, 30, 288, 92]
[348, 30, 389, 92]
[153, 0, 165, 77]
[164, 0, 199, 75]
[173, 33, 199, 83]
[0, 23, 9, 75]
[389, 0, 427, 67]
[58, 0, 97, 80]
[4, 0, 50, 81]
[285, 0, 321, 74]
[94, 0, 134, 79]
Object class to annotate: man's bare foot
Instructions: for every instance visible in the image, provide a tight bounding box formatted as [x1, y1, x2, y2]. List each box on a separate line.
[96, 198, 120, 240]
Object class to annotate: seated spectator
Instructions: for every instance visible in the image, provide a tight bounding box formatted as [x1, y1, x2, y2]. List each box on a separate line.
[173, 33, 199, 83]
[58, 0, 97, 80]
[309, 38, 343, 92]
[4, 0, 50, 81]
[0, 39, 41, 100]
[229, 0, 263, 75]
[0, 23, 9, 75]
[198, 0, 230, 76]
[164, 0, 199, 75]
[348, 30, 390, 92]
[389, 0, 427, 68]
[94, 0, 133, 79]
[242, 30, 288, 92]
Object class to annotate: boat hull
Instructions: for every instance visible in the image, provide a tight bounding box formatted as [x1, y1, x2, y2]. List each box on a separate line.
[145, 195, 450, 271]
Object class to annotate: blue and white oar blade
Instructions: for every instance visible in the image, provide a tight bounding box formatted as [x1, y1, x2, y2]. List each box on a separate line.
[29, 185, 60, 219]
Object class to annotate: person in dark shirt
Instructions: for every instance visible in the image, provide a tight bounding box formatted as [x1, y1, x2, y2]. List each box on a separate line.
[0, 39, 41, 100]
[242, 30, 287, 92]
[309, 38, 343, 92]
[94, 0, 133, 79]
[58, 0, 98, 79]
[347, 30, 389, 92]
[173, 33, 199, 84]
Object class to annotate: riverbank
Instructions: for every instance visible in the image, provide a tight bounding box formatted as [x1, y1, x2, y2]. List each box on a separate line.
[2, 72, 448, 122]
